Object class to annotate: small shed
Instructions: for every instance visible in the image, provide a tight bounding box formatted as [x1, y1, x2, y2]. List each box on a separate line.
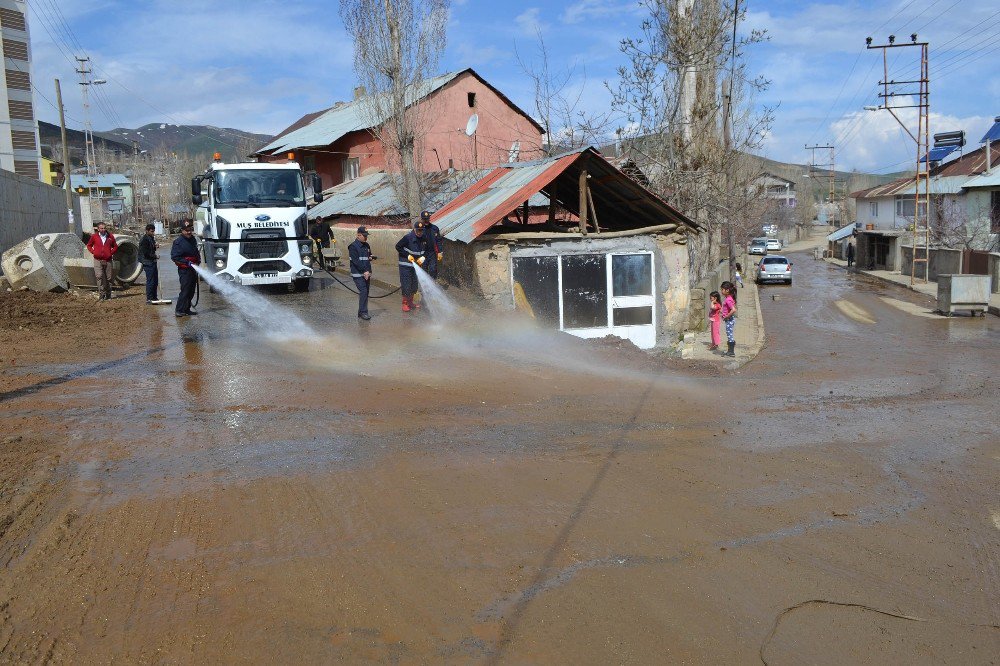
[432, 147, 701, 349]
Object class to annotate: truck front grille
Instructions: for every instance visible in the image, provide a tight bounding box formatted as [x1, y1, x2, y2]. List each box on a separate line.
[238, 260, 291, 274]
[240, 229, 287, 259]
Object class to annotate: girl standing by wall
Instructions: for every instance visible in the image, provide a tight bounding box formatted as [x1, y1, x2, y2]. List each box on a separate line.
[720, 281, 738, 357]
[708, 291, 722, 351]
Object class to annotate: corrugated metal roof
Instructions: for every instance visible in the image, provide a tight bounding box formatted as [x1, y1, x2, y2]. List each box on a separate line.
[962, 170, 1000, 188]
[851, 175, 969, 198]
[259, 71, 464, 154]
[307, 168, 489, 220]
[432, 147, 698, 244]
[70, 174, 131, 189]
[827, 223, 855, 242]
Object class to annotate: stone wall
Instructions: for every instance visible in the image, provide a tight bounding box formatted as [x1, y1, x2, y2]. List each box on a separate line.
[0, 168, 81, 255]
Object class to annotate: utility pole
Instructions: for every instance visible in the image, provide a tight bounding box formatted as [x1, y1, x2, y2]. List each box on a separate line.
[805, 144, 836, 225]
[865, 34, 930, 285]
[54, 79, 74, 233]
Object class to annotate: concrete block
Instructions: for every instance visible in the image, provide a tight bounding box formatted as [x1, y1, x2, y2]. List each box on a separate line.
[35, 232, 87, 288]
[0, 237, 67, 292]
[63, 257, 98, 288]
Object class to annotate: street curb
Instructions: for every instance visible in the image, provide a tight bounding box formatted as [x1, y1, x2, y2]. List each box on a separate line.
[823, 257, 999, 318]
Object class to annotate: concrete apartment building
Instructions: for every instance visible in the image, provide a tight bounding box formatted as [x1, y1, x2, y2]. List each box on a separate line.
[0, 0, 41, 180]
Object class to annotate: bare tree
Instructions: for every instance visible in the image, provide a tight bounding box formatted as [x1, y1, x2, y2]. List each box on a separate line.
[609, 0, 773, 280]
[516, 30, 615, 156]
[340, 0, 449, 220]
[931, 195, 1000, 251]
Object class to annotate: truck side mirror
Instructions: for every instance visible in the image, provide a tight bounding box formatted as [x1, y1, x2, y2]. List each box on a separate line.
[191, 177, 202, 205]
[312, 174, 324, 203]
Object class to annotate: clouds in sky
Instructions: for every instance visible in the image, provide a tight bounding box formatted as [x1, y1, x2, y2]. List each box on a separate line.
[26, 0, 999, 171]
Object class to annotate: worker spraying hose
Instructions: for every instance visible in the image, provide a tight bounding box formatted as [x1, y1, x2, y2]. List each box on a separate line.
[171, 220, 201, 317]
[395, 220, 430, 312]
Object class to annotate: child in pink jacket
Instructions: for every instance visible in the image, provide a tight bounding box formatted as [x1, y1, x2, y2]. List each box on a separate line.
[708, 291, 722, 350]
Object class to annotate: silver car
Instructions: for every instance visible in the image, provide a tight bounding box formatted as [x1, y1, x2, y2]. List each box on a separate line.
[749, 237, 768, 255]
[756, 255, 792, 284]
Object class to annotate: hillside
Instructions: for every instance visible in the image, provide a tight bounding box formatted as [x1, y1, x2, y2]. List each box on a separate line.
[37, 120, 132, 167]
[95, 124, 271, 162]
[748, 154, 908, 203]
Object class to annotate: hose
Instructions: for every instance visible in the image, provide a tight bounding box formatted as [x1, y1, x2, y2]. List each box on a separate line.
[318, 265, 401, 298]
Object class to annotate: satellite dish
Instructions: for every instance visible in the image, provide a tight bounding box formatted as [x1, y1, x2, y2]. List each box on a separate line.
[465, 113, 479, 136]
[507, 140, 520, 163]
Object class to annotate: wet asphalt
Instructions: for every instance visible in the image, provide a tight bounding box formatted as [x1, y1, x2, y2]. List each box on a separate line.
[2, 252, 998, 663]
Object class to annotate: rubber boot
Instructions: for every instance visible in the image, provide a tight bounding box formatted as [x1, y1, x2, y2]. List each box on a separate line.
[402, 296, 411, 312]
[726, 341, 735, 357]
[412, 292, 422, 309]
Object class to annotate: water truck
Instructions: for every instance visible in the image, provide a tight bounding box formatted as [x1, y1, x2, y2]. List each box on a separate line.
[192, 157, 323, 291]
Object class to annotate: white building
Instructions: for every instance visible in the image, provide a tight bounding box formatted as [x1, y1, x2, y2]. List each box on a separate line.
[0, 0, 41, 180]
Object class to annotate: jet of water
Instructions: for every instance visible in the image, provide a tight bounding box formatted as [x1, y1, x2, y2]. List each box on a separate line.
[413, 264, 459, 321]
[191, 265, 317, 340]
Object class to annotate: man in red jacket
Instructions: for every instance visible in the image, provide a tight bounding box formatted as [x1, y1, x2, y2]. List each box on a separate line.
[86, 222, 118, 300]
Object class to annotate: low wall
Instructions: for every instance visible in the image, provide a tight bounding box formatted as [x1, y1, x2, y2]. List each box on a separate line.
[0, 168, 82, 255]
[901, 245, 963, 282]
[989, 253, 1000, 294]
[688, 252, 747, 332]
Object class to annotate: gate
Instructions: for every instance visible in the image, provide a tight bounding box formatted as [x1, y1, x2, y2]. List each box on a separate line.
[962, 249, 989, 275]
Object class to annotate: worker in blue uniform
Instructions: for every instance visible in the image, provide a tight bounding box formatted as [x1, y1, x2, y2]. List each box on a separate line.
[348, 226, 374, 320]
[420, 210, 443, 280]
[395, 221, 429, 312]
[170, 220, 201, 317]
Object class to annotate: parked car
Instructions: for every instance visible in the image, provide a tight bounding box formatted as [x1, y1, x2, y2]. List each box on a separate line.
[756, 255, 793, 284]
[766, 238, 782, 251]
[749, 237, 768, 255]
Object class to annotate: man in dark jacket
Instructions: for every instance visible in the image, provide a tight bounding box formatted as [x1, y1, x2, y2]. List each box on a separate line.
[846, 241, 856, 268]
[170, 221, 201, 317]
[86, 221, 118, 300]
[309, 218, 334, 268]
[349, 226, 374, 320]
[138, 223, 159, 303]
[420, 210, 443, 280]
[395, 221, 429, 312]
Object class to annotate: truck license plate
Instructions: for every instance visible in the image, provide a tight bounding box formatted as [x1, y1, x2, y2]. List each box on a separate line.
[255, 272, 278, 278]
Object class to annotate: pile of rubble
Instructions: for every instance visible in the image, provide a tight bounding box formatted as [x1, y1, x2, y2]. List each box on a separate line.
[1, 233, 141, 292]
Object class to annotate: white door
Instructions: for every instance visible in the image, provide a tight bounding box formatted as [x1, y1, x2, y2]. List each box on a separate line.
[608, 253, 655, 349]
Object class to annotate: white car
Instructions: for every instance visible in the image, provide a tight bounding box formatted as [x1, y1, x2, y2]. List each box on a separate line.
[749, 238, 768, 255]
[766, 238, 782, 252]
[756, 255, 792, 284]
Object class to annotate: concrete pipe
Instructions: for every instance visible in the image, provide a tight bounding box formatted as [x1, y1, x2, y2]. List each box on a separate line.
[112, 236, 143, 286]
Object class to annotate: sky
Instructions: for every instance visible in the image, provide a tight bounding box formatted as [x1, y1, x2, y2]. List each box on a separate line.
[26, 0, 1000, 173]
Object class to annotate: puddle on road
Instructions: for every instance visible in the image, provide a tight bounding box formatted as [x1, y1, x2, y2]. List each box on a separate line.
[833, 299, 876, 324]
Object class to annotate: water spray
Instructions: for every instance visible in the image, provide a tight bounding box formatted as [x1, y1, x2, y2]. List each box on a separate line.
[191, 265, 317, 340]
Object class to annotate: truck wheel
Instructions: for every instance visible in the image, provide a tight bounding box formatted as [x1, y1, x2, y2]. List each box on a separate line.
[293, 277, 310, 292]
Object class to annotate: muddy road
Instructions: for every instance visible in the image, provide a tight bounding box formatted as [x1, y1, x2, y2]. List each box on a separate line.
[1, 255, 997, 663]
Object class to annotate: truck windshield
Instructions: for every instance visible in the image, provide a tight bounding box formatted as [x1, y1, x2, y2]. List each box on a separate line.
[213, 170, 304, 208]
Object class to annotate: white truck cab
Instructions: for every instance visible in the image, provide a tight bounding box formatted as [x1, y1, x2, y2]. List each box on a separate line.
[192, 160, 323, 291]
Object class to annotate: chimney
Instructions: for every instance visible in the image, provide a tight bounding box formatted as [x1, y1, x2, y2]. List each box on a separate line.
[353, 85, 366, 100]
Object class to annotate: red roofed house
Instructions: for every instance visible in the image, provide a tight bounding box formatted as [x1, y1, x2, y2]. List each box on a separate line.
[256, 69, 545, 193]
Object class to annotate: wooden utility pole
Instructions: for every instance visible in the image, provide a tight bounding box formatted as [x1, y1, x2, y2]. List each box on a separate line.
[578, 169, 589, 235]
[54, 79, 74, 233]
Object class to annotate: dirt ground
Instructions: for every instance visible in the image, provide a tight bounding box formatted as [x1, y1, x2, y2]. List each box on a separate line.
[0, 257, 998, 664]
